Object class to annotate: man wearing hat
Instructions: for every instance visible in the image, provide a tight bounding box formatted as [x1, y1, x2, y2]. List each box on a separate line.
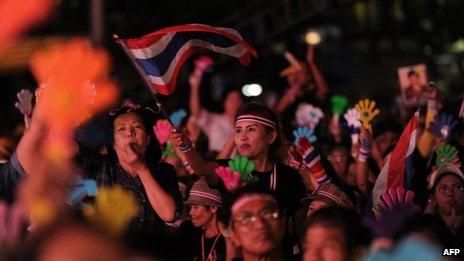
[428, 163, 464, 248]
[183, 179, 226, 261]
[303, 182, 356, 217]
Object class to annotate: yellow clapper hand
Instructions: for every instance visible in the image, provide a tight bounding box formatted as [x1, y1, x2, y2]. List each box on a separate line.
[355, 99, 380, 131]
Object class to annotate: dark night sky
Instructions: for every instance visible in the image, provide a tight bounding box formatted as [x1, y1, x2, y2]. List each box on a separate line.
[2, 0, 464, 136]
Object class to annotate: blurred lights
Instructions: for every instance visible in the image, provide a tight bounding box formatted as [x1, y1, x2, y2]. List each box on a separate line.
[305, 30, 321, 45]
[242, 83, 262, 97]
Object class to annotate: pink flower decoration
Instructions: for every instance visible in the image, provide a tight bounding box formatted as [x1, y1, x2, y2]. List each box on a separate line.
[215, 166, 241, 191]
[153, 119, 172, 145]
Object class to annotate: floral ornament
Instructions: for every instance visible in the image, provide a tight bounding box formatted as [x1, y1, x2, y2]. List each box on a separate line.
[169, 109, 187, 126]
[83, 186, 138, 236]
[343, 108, 361, 144]
[67, 176, 98, 208]
[215, 166, 242, 191]
[435, 144, 460, 168]
[153, 119, 172, 145]
[355, 99, 380, 130]
[428, 113, 457, 140]
[293, 126, 317, 144]
[295, 103, 324, 130]
[228, 156, 255, 182]
[331, 95, 348, 115]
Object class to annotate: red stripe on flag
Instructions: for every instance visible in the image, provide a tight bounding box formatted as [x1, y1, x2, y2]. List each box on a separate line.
[123, 24, 257, 58]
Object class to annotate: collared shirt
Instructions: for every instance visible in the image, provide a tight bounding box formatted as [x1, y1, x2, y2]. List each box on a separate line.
[74, 144, 183, 234]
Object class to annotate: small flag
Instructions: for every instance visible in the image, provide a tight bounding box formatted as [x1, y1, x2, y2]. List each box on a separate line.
[120, 24, 257, 95]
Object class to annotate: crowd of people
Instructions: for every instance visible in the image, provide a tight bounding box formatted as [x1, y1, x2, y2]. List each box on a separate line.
[0, 43, 463, 261]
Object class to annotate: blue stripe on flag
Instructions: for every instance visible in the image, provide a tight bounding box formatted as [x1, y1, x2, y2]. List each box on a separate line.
[131, 32, 239, 77]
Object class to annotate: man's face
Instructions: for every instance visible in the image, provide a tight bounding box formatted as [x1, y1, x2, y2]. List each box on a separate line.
[231, 197, 284, 257]
[303, 224, 347, 261]
[433, 174, 464, 216]
[328, 149, 348, 178]
[113, 112, 151, 160]
[189, 205, 216, 228]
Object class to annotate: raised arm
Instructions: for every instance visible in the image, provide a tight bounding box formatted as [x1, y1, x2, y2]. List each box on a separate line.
[170, 128, 220, 185]
[306, 44, 328, 101]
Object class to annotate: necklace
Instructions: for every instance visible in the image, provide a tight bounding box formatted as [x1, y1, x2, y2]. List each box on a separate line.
[201, 232, 221, 261]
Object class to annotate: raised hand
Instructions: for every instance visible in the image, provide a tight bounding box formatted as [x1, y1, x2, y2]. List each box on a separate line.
[294, 136, 329, 184]
[153, 119, 172, 145]
[331, 95, 348, 115]
[428, 113, 457, 140]
[295, 103, 324, 130]
[193, 55, 213, 74]
[380, 187, 419, 213]
[435, 144, 460, 168]
[355, 99, 380, 130]
[215, 166, 241, 191]
[293, 126, 317, 143]
[228, 156, 255, 182]
[83, 186, 138, 235]
[169, 109, 187, 126]
[14, 89, 34, 129]
[367, 187, 420, 238]
[343, 108, 361, 144]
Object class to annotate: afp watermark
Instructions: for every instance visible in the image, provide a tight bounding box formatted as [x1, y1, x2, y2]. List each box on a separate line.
[442, 248, 461, 256]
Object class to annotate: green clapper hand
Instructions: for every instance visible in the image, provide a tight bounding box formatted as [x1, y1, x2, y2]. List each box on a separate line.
[355, 99, 380, 130]
[331, 95, 348, 115]
[228, 156, 255, 182]
[435, 144, 460, 168]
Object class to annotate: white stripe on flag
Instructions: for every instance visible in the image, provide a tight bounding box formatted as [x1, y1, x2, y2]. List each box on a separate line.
[372, 154, 391, 209]
[144, 39, 247, 85]
[129, 33, 176, 59]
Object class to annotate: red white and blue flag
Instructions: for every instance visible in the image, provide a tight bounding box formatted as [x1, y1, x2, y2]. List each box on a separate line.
[121, 24, 258, 95]
[372, 112, 419, 208]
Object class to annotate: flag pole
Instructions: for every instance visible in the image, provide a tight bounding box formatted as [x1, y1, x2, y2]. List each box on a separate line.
[112, 33, 175, 127]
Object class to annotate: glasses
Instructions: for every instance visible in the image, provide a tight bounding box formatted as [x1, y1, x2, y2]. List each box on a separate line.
[436, 184, 464, 195]
[233, 208, 280, 226]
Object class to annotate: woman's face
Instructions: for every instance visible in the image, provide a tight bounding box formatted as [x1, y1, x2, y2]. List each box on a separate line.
[234, 120, 276, 160]
[113, 112, 151, 160]
[189, 205, 216, 228]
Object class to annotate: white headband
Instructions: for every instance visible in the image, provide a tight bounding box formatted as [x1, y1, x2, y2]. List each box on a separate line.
[231, 194, 276, 214]
[236, 115, 277, 130]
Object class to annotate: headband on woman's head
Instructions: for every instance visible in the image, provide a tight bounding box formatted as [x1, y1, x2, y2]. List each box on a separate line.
[231, 193, 276, 215]
[236, 114, 277, 130]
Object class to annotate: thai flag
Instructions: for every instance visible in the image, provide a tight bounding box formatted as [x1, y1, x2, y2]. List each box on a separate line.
[372, 112, 419, 209]
[121, 24, 257, 95]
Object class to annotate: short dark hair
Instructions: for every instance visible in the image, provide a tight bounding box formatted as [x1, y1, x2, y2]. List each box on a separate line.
[108, 104, 162, 162]
[304, 207, 371, 254]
